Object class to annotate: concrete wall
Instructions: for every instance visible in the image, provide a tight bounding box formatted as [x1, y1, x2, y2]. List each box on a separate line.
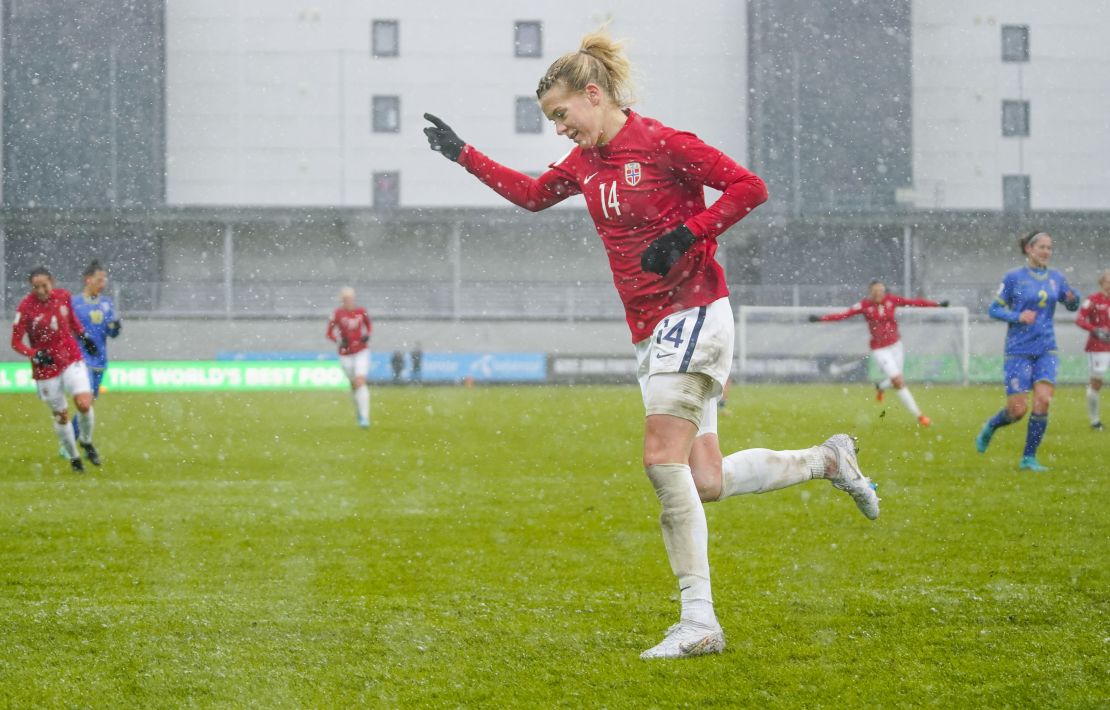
[165, 0, 748, 207]
[912, 0, 1110, 210]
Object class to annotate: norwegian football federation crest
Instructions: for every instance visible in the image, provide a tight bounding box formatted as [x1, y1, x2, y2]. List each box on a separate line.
[624, 162, 642, 186]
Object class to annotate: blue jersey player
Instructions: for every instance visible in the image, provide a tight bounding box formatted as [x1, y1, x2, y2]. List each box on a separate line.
[975, 232, 1080, 471]
[72, 260, 121, 398]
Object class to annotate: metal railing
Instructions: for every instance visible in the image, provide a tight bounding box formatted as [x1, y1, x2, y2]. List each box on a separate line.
[3, 280, 1009, 320]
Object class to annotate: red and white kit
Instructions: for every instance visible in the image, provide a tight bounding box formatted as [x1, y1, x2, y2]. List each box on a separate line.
[1077, 291, 1110, 378]
[327, 307, 373, 380]
[459, 110, 767, 344]
[819, 294, 940, 378]
[11, 288, 92, 409]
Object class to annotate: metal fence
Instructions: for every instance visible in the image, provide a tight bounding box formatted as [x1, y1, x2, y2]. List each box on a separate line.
[0, 280, 1004, 320]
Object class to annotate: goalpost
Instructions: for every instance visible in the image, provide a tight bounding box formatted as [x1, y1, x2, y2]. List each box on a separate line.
[736, 305, 971, 385]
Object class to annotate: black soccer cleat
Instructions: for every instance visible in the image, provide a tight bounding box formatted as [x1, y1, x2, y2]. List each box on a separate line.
[79, 442, 102, 466]
[70, 457, 85, 473]
[1093, 421, 1105, 432]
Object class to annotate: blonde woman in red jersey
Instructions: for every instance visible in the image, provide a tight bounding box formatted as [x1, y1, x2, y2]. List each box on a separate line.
[327, 287, 373, 428]
[1076, 270, 1110, 430]
[424, 29, 879, 660]
[810, 280, 947, 426]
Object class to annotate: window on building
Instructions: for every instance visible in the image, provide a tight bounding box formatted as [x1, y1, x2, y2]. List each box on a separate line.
[374, 172, 400, 209]
[1001, 25, 1029, 62]
[515, 97, 543, 133]
[372, 20, 399, 57]
[1002, 175, 1030, 212]
[372, 96, 400, 133]
[1002, 100, 1029, 137]
[514, 21, 542, 57]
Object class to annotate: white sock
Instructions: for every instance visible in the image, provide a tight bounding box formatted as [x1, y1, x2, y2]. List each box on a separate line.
[53, 418, 79, 459]
[1088, 386, 1101, 424]
[896, 387, 922, 417]
[878, 378, 892, 390]
[355, 385, 370, 421]
[76, 408, 94, 444]
[645, 463, 716, 627]
[719, 447, 825, 498]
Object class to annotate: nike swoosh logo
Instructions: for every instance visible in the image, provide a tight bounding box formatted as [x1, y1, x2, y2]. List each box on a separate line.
[655, 352, 676, 359]
[583, 171, 599, 184]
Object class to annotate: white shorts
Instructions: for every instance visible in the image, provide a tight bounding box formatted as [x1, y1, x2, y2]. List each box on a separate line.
[634, 297, 734, 436]
[1090, 352, 1110, 380]
[340, 350, 371, 381]
[871, 341, 905, 380]
[36, 360, 92, 413]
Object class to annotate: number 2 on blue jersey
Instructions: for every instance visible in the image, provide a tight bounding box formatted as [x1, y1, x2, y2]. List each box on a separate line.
[1037, 289, 1048, 308]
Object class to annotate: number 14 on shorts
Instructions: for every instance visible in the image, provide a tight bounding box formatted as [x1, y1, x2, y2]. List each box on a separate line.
[656, 317, 687, 350]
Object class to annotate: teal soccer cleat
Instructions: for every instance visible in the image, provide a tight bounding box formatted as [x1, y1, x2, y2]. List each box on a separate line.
[1019, 456, 1048, 472]
[975, 423, 994, 453]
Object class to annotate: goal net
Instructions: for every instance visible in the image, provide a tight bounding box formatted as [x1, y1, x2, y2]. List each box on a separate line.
[736, 305, 970, 385]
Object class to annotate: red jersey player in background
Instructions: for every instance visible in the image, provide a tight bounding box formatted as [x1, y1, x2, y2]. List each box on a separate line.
[424, 28, 879, 660]
[10, 266, 102, 472]
[1076, 269, 1110, 430]
[327, 287, 372, 428]
[810, 280, 948, 426]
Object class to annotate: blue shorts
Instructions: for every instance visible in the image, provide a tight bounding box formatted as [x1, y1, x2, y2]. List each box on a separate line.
[89, 367, 106, 398]
[1004, 353, 1058, 395]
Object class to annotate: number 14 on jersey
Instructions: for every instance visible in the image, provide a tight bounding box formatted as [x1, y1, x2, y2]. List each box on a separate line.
[599, 181, 621, 219]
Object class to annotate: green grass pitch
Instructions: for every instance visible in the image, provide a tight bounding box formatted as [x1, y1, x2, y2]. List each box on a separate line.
[1, 384, 1107, 707]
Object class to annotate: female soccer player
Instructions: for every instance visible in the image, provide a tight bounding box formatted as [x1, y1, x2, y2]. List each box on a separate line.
[72, 260, 122, 398]
[1076, 270, 1110, 431]
[424, 29, 879, 660]
[327, 287, 373, 428]
[809, 280, 947, 426]
[10, 266, 102, 472]
[975, 232, 1080, 470]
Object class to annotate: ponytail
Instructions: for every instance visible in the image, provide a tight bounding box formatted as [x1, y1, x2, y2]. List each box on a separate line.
[536, 28, 634, 106]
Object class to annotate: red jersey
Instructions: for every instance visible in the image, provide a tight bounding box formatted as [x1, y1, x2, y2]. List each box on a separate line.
[327, 307, 372, 355]
[458, 110, 767, 342]
[820, 294, 939, 350]
[11, 288, 87, 380]
[1077, 292, 1110, 353]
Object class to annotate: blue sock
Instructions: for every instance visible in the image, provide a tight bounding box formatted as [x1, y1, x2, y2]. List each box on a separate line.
[1023, 414, 1048, 458]
[987, 408, 1017, 431]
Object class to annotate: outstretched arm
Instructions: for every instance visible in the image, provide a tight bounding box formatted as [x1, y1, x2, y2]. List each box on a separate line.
[325, 317, 338, 343]
[459, 147, 579, 212]
[816, 303, 865, 322]
[424, 113, 579, 212]
[890, 295, 943, 308]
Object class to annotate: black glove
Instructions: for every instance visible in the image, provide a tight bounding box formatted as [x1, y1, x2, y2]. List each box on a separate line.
[32, 349, 54, 366]
[107, 320, 122, 338]
[808, 314, 821, 323]
[938, 300, 950, 308]
[1096, 328, 1110, 343]
[1064, 293, 1080, 312]
[360, 335, 370, 344]
[78, 333, 99, 357]
[423, 113, 465, 162]
[339, 338, 349, 350]
[641, 225, 697, 277]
